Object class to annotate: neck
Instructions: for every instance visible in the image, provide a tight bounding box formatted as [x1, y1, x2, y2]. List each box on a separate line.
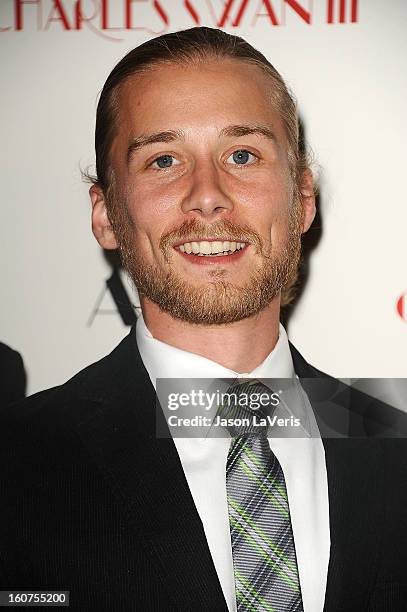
[140, 297, 281, 373]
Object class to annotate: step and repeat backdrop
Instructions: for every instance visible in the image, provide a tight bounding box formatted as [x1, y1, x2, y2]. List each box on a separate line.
[1, 0, 406, 396]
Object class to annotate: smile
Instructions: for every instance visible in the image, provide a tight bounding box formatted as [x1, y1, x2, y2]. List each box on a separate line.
[174, 240, 247, 257]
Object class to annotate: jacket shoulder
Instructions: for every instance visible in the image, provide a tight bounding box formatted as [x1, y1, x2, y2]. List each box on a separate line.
[0, 328, 139, 432]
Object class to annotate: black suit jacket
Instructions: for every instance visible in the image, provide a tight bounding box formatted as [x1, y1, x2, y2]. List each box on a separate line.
[0, 342, 26, 407]
[0, 326, 406, 611]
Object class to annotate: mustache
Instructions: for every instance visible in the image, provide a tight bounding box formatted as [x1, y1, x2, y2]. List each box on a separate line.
[160, 219, 265, 254]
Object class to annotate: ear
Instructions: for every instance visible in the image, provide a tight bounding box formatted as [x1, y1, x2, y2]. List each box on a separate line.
[299, 169, 316, 234]
[89, 184, 118, 250]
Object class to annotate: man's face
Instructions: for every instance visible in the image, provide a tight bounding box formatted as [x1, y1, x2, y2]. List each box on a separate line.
[94, 58, 313, 325]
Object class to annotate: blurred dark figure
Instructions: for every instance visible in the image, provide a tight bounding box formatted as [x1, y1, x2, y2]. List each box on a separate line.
[0, 342, 26, 407]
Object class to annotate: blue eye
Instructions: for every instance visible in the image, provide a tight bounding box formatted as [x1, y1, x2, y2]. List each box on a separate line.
[151, 155, 179, 169]
[228, 150, 257, 165]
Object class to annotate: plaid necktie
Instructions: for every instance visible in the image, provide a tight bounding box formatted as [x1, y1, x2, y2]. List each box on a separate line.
[224, 380, 303, 611]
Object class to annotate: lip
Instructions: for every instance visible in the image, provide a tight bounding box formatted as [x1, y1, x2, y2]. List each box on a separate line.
[173, 242, 249, 265]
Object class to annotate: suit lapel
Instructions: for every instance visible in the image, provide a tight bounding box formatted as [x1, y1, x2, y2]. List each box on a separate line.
[75, 329, 227, 611]
[290, 343, 384, 610]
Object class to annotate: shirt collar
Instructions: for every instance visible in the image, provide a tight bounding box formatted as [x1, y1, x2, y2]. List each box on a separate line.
[136, 312, 319, 440]
[135, 311, 294, 387]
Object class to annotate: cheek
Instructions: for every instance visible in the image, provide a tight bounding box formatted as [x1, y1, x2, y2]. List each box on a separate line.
[124, 191, 176, 257]
[128, 177, 181, 220]
[270, 213, 292, 239]
[232, 169, 292, 215]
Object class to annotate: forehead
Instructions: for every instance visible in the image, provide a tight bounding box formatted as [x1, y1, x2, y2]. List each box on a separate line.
[113, 58, 287, 146]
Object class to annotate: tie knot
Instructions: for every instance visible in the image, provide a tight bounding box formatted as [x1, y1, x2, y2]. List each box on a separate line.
[217, 379, 277, 438]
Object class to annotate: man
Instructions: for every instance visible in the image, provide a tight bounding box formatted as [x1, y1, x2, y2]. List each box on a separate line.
[0, 27, 406, 612]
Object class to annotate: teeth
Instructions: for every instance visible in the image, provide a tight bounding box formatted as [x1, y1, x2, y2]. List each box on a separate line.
[176, 240, 247, 256]
[211, 241, 223, 254]
[200, 241, 211, 255]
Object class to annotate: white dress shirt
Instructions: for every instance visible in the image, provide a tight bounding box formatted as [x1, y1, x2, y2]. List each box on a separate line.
[136, 313, 330, 612]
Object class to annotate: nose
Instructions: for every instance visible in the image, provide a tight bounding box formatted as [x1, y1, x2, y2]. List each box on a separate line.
[181, 159, 234, 219]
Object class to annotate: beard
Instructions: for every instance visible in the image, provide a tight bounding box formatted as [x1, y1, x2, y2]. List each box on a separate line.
[109, 194, 303, 326]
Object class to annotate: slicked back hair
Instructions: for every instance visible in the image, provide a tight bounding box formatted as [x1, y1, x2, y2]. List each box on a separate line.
[94, 26, 307, 194]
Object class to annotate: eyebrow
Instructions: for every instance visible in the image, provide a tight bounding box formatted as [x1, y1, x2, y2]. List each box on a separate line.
[126, 123, 276, 163]
[127, 129, 184, 163]
[219, 124, 276, 142]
